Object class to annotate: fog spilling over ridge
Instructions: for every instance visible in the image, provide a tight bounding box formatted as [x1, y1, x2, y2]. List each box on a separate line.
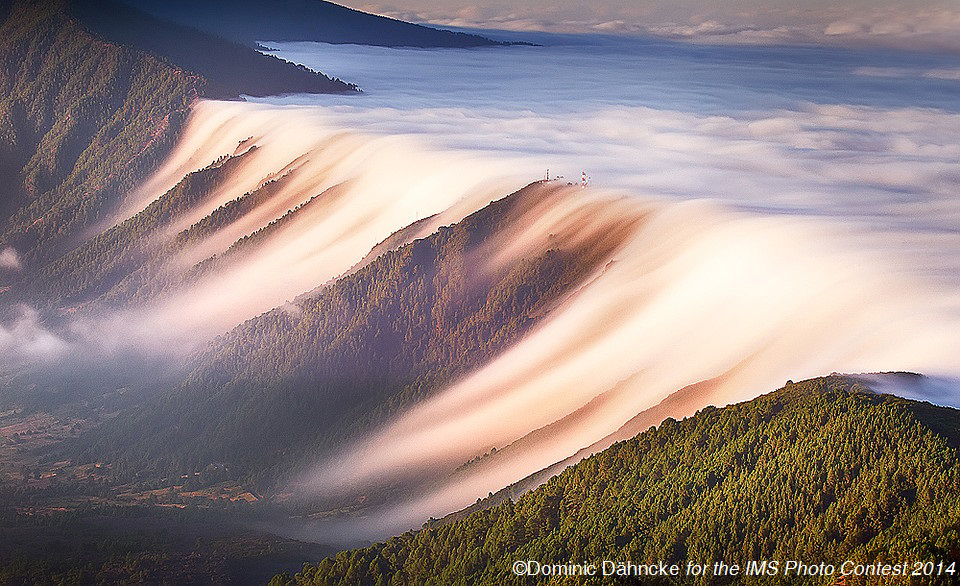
[258, 38, 960, 283]
[24, 36, 959, 540]
[296, 190, 960, 540]
[57, 101, 527, 352]
[262, 38, 960, 242]
[239, 38, 960, 538]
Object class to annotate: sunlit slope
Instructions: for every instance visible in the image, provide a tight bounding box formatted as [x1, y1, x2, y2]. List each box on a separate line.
[0, 0, 202, 271]
[288, 376, 960, 586]
[20, 96, 960, 543]
[70, 123, 960, 540]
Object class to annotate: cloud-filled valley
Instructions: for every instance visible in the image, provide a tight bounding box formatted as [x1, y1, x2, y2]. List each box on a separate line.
[6, 2, 960, 582]
[4, 29, 960, 544]
[105, 38, 948, 537]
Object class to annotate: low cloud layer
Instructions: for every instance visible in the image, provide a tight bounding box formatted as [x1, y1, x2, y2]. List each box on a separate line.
[0, 246, 20, 271]
[854, 66, 960, 81]
[0, 305, 68, 362]
[264, 40, 960, 265]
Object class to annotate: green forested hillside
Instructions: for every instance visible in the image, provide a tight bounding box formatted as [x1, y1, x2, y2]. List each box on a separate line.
[0, 0, 353, 280]
[283, 376, 960, 585]
[74, 186, 623, 487]
[0, 0, 203, 270]
[27, 150, 256, 305]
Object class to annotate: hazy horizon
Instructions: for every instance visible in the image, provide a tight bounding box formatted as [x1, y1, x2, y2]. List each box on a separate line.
[338, 0, 960, 53]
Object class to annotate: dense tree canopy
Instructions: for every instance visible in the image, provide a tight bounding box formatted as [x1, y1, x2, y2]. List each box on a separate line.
[284, 377, 960, 585]
[0, 0, 354, 286]
[0, 0, 202, 271]
[74, 186, 623, 489]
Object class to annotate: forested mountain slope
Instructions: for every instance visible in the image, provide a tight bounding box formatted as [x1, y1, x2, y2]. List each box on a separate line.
[0, 0, 353, 279]
[24, 149, 259, 306]
[73, 184, 632, 487]
[0, 0, 202, 270]
[284, 376, 960, 585]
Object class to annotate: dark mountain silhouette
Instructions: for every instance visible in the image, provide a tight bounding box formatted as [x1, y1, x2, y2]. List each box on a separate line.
[69, 0, 357, 98]
[121, 0, 502, 48]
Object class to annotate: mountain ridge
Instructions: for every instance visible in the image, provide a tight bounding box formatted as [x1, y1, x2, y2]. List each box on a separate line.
[0, 1, 957, 583]
[71, 183, 631, 490]
[283, 375, 960, 585]
[69, 0, 357, 98]
[121, 0, 504, 49]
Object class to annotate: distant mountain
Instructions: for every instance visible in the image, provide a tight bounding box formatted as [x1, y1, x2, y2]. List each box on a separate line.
[284, 376, 960, 585]
[120, 0, 502, 48]
[68, 0, 356, 98]
[0, 0, 354, 277]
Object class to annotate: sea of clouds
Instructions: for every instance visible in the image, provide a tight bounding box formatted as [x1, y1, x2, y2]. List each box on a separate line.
[5, 33, 958, 365]
[244, 35, 960, 539]
[258, 34, 960, 284]
[342, 1, 960, 54]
